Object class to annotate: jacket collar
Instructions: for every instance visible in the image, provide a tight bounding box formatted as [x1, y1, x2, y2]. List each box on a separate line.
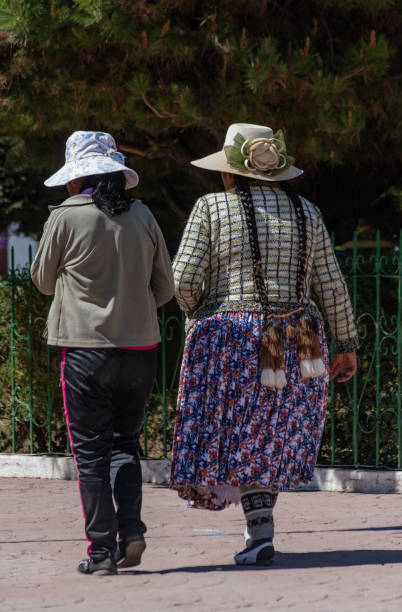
[48, 194, 94, 212]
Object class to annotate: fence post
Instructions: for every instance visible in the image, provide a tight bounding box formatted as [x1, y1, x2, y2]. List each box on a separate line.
[329, 232, 336, 465]
[161, 306, 167, 458]
[397, 229, 402, 468]
[352, 231, 359, 467]
[46, 296, 53, 453]
[375, 230, 381, 467]
[28, 246, 34, 453]
[9, 247, 16, 453]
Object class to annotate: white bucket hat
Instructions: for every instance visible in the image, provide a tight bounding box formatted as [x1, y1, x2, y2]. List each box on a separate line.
[191, 123, 303, 182]
[44, 131, 139, 189]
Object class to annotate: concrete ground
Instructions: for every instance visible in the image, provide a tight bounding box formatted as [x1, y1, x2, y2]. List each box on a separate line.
[1, 479, 402, 611]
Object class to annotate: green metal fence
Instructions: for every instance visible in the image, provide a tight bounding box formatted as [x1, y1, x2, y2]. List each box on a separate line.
[0, 230, 401, 467]
[321, 230, 402, 468]
[0, 246, 186, 458]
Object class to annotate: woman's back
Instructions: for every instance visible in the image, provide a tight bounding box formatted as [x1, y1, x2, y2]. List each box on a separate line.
[209, 183, 319, 304]
[174, 183, 319, 313]
[174, 181, 355, 349]
[31, 195, 174, 347]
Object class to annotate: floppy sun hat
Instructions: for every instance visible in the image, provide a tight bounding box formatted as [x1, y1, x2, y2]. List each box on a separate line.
[191, 123, 303, 182]
[44, 131, 139, 189]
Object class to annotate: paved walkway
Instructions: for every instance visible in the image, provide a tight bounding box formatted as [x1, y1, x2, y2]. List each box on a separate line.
[1, 478, 402, 611]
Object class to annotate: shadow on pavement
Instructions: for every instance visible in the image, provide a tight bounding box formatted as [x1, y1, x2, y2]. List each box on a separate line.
[283, 525, 402, 534]
[3, 523, 402, 546]
[119, 549, 402, 574]
[0, 538, 85, 544]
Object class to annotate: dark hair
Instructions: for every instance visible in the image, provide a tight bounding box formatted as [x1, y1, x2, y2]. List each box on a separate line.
[234, 176, 308, 308]
[80, 171, 132, 216]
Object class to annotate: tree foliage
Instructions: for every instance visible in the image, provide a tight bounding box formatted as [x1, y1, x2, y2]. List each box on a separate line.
[0, 137, 65, 236]
[0, 0, 401, 243]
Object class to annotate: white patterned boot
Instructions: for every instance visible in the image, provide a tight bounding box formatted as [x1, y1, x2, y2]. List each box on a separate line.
[234, 487, 278, 565]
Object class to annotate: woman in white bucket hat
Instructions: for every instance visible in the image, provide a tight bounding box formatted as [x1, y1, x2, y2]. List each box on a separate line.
[170, 123, 357, 565]
[31, 131, 174, 575]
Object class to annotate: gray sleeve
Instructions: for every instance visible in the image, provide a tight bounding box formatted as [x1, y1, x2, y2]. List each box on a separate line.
[150, 220, 175, 308]
[311, 212, 358, 353]
[30, 212, 66, 295]
[172, 197, 210, 315]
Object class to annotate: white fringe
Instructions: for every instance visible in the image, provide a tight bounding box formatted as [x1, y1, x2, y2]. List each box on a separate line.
[261, 368, 287, 389]
[300, 358, 326, 378]
[275, 369, 287, 389]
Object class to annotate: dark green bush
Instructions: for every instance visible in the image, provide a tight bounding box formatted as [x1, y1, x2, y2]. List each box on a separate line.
[0, 270, 66, 453]
[318, 251, 401, 467]
[0, 272, 183, 457]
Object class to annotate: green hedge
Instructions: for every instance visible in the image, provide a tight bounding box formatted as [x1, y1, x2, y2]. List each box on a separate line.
[0, 259, 400, 466]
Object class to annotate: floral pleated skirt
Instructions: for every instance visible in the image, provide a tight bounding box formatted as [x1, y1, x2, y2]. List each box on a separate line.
[170, 311, 329, 510]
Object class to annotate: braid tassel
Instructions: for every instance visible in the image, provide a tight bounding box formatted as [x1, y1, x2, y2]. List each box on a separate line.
[235, 177, 325, 387]
[260, 320, 287, 389]
[296, 314, 325, 378]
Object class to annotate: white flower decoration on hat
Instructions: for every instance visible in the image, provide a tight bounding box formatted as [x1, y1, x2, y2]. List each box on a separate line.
[241, 138, 287, 172]
[224, 129, 294, 178]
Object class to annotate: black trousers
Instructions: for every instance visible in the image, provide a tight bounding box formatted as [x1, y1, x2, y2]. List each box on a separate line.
[61, 347, 157, 560]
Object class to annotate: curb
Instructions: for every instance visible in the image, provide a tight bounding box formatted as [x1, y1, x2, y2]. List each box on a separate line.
[299, 467, 402, 494]
[1, 455, 402, 493]
[0, 454, 170, 485]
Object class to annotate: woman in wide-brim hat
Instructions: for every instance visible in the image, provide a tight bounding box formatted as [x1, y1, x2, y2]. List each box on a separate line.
[31, 130, 174, 575]
[170, 123, 357, 565]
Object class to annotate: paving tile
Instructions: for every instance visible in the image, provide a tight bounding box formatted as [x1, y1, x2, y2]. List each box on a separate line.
[1, 479, 402, 611]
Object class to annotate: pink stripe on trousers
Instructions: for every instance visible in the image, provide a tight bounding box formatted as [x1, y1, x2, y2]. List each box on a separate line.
[60, 348, 91, 543]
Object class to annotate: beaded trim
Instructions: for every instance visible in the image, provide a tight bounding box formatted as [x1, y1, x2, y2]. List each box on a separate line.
[188, 299, 323, 325]
[187, 301, 358, 353]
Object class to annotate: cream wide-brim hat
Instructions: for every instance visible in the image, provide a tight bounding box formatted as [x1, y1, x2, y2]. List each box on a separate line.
[191, 123, 303, 182]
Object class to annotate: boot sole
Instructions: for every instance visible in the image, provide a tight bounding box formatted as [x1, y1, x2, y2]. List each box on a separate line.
[235, 556, 274, 566]
[92, 568, 118, 576]
[77, 560, 117, 576]
[234, 542, 275, 566]
[117, 538, 146, 568]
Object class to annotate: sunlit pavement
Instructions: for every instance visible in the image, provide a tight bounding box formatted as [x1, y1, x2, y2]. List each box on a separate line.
[1, 479, 402, 611]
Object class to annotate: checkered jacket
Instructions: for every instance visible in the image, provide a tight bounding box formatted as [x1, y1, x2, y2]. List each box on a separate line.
[173, 184, 358, 353]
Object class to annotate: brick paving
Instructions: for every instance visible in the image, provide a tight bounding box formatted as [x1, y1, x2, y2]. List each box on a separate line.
[1, 478, 402, 611]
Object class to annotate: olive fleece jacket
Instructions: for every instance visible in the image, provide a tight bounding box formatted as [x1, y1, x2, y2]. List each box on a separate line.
[31, 195, 174, 347]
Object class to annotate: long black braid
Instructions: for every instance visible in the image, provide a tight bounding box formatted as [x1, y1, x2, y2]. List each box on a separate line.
[281, 181, 308, 304]
[234, 176, 308, 311]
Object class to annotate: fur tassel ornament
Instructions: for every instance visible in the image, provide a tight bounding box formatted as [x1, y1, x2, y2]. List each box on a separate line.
[235, 176, 324, 387]
[260, 320, 287, 390]
[285, 322, 296, 339]
[300, 358, 326, 378]
[296, 314, 325, 379]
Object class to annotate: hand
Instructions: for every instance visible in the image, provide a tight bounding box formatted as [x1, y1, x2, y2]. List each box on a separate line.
[329, 352, 357, 382]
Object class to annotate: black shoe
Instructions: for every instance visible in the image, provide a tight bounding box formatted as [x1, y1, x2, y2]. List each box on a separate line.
[234, 539, 275, 566]
[77, 553, 117, 576]
[116, 535, 146, 569]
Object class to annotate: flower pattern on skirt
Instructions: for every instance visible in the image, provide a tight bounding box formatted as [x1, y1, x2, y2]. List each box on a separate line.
[170, 311, 329, 510]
